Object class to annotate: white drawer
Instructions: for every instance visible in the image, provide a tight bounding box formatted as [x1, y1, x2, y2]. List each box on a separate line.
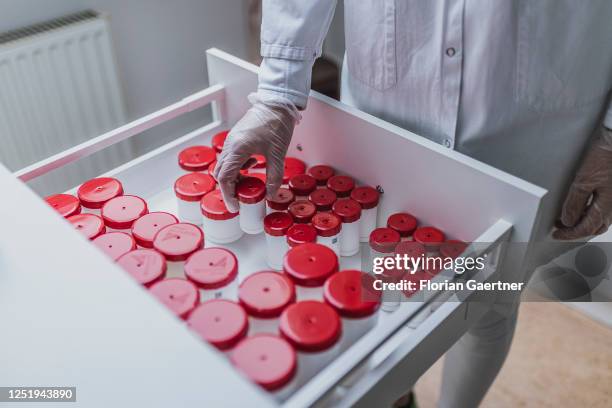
[0, 49, 546, 408]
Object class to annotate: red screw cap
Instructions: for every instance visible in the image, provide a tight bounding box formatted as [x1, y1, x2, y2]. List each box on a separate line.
[236, 176, 266, 204]
[286, 224, 317, 247]
[350, 186, 380, 210]
[440, 240, 468, 259]
[174, 173, 216, 202]
[68, 213, 106, 240]
[264, 212, 294, 237]
[307, 164, 335, 186]
[239, 271, 296, 318]
[283, 157, 306, 184]
[279, 301, 341, 352]
[77, 177, 123, 209]
[311, 212, 342, 237]
[201, 190, 238, 220]
[283, 243, 338, 287]
[211, 130, 229, 153]
[267, 187, 295, 211]
[117, 249, 167, 287]
[93, 232, 136, 261]
[324, 270, 381, 318]
[413, 227, 446, 250]
[184, 248, 238, 289]
[326, 175, 355, 198]
[187, 300, 249, 350]
[178, 145, 216, 172]
[332, 198, 362, 223]
[308, 188, 337, 211]
[231, 334, 297, 391]
[150, 278, 200, 319]
[45, 194, 81, 218]
[288, 200, 316, 224]
[387, 213, 418, 237]
[288, 174, 317, 197]
[131, 212, 178, 248]
[369, 227, 401, 253]
[153, 223, 204, 262]
[101, 195, 148, 230]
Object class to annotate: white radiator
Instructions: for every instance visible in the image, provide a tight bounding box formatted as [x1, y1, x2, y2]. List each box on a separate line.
[0, 10, 131, 195]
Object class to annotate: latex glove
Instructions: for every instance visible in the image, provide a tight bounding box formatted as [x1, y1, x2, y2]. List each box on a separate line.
[554, 127, 612, 240]
[214, 93, 301, 212]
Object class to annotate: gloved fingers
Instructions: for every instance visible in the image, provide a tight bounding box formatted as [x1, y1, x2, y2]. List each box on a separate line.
[560, 187, 592, 228]
[553, 200, 605, 240]
[216, 153, 251, 213]
[264, 153, 286, 199]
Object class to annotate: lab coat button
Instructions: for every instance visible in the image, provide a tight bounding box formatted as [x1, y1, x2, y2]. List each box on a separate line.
[444, 139, 452, 148]
[445, 47, 456, 57]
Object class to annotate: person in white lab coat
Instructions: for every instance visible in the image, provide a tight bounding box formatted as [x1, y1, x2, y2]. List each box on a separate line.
[214, 1, 612, 406]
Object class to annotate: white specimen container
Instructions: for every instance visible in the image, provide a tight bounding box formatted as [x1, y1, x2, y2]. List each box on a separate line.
[332, 198, 362, 257]
[266, 187, 295, 215]
[76, 177, 123, 214]
[369, 227, 401, 311]
[312, 212, 342, 257]
[286, 224, 317, 248]
[201, 190, 243, 244]
[264, 212, 294, 271]
[153, 223, 204, 279]
[101, 195, 148, 233]
[174, 172, 215, 224]
[186, 299, 249, 352]
[185, 247, 239, 301]
[237, 176, 266, 234]
[350, 186, 380, 243]
[283, 243, 338, 300]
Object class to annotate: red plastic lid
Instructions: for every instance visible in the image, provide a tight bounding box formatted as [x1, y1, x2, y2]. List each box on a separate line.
[93, 232, 136, 261]
[395, 241, 427, 260]
[283, 157, 306, 184]
[211, 130, 228, 153]
[150, 278, 200, 319]
[279, 301, 341, 352]
[45, 194, 81, 218]
[308, 188, 337, 211]
[286, 224, 317, 247]
[231, 334, 297, 391]
[236, 176, 266, 204]
[201, 190, 238, 220]
[77, 177, 123, 209]
[184, 248, 238, 289]
[187, 300, 248, 350]
[288, 200, 316, 223]
[266, 187, 295, 211]
[251, 154, 266, 169]
[248, 172, 267, 183]
[413, 227, 446, 249]
[264, 212, 293, 237]
[440, 240, 468, 259]
[324, 270, 381, 318]
[283, 243, 338, 287]
[307, 165, 335, 186]
[350, 186, 380, 210]
[101, 195, 148, 230]
[387, 213, 418, 237]
[288, 174, 317, 197]
[153, 223, 204, 262]
[131, 212, 178, 248]
[178, 145, 216, 172]
[117, 249, 167, 287]
[369, 227, 401, 253]
[238, 271, 296, 318]
[326, 175, 355, 198]
[174, 173, 216, 202]
[332, 198, 362, 223]
[311, 212, 342, 237]
[68, 213, 106, 240]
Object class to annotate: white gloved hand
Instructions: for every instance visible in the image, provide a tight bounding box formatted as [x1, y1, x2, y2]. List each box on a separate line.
[214, 93, 301, 212]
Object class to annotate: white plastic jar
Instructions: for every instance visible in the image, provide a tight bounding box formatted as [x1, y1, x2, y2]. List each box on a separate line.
[264, 212, 294, 271]
[92, 232, 136, 261]
[77, 177, 123, 214]
[174, 173, 215, 224]
[283, 243, 338, 300]
[230, 334, 298, 401]
[279, 301, 341, 387]
[201, 190, 243, 244]
[149, 278, 200, 320]
[237, 176, 266, 234]
[67, 213, 106, 240]
[178, 145, 216, 174]
[326, 175, 355, 198]
[350, 186, 380, 243]
[186, 299, 249, 352]
[266, 187, 295, 214]
[45, 193, 81, 218]
[185, 247, 239, 301]
[288, 174, 317, 200]
[311, 212, 342, 256]
[101, 195, 148, 233]
[131, 212, 178, 248]
[153, 223, 204, 279]
[413, 226, 446, 256]
[332, 198, 362, 257]
[117, 248, 167, 287]
[369, 228, 401, 311]
[286, 224, 317, 248]
[308, 187, 337, 212]
[387, 212, 419, 241]
[324, 270, 381, 352]
[307, 164, 335, 188]
[239, 271, 296, 334]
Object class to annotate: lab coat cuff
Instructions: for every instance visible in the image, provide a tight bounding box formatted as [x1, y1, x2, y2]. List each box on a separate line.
[257, 57, 313, 109]
[261, 43, 319, 61]
[257, 86, 308, 110]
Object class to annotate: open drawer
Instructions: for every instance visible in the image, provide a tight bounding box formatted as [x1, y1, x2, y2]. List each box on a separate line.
[0, 49, 546, 408]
